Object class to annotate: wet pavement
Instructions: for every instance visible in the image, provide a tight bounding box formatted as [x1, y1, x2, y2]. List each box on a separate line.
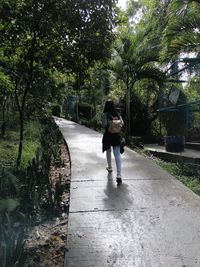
[55, 118, 200, 267]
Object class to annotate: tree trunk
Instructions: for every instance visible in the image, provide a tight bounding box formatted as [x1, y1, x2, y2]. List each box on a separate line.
[126, 81, 130, 142]
[126, 78, 135, 142]
[1, 99, 6, 137]
[76, 90, 79, 122]
[16, 31, 36, 168]
[16, 111, 24, 167]
[2, 99, 5, 121]
[126, 76, 133, 142]
[75, 74, 81, 122]
[16, 83, 29, 168]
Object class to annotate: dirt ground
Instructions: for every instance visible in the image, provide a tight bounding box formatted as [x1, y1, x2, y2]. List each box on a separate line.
[25, 139, 71, 267]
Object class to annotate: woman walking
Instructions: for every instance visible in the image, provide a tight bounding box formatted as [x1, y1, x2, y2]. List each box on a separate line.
[102, 100, 124, 184]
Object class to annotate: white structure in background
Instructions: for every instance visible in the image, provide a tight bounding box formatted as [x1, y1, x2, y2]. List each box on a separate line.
[118, 0, 127, 10]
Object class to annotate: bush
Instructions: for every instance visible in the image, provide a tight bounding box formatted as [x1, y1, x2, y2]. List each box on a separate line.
[74, 102, 93, 120]
[52, 105, 61, 116]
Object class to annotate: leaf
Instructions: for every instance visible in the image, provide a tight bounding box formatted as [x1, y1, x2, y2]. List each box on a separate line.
[2, 169, 21, 191]
[0, 198, 19, 212]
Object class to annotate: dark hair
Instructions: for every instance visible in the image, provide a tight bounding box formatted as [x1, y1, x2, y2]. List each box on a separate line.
[103, 101, 114, 113]
[103, 100, 118, 117]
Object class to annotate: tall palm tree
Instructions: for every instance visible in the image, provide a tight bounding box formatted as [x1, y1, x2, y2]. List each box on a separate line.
[110, 28, 166, 140]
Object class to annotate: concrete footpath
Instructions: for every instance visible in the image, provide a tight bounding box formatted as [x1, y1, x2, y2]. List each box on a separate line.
[55, 118, 200, 267]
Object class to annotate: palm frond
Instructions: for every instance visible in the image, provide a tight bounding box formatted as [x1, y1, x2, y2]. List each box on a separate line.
[168, 32, 200, 58]
[161, 11, 200, 60]
[166, 13, 200, 37]
[168, 0, 200, 17]
[136, 66, 166, 86]
[1, 169, 21, 191]
[168, 0, 189, 16]
[135, 48, 160, 67]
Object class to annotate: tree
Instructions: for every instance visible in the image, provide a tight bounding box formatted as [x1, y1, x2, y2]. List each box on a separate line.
[84, 65, 110, 116]
[161, 0, 200, 60]
[0, 0, 118, 167]
[110, 27, 165, 140]
[0, 71, 14, 121]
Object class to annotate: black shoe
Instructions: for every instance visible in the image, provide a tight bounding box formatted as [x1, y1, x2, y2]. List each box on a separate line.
[106, 167, 113, 173]
[116, 175, 122, 185]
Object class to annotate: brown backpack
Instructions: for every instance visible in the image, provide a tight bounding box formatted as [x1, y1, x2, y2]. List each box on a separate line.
[108, 117, 123, 134]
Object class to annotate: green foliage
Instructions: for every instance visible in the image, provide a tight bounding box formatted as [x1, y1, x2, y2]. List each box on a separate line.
[3, 112, 20, 130]
[139, 148, 200, 196]
[0, 70, 14, 127]
[0, 0, 118, 88]
[0, 169, 20, 197]
[0, 168, 26, 267]
[0, 142, 18, 168]
[28, 118, 66, 213]
[129, 93, 155, 136]
[0, 0, 117, 259]
[0, 211, 27, 267]
[0, 0, 118, 166]
[178, 172, 200, 196]
[184, 76, 200, 101]
[75, 102, 93, 120]
[21, 141, 40, 169]
[183, 77, 200, 140]
[112, 0, 200, 140]
[40, 117, 63, 171]
[0, 71, 14, 94]
[161, 0, 200, 60]
[126, 0, 142, 18]
[109, 21, 166, 138]
[25, 70, 68, 118]
[0, 198, 19, 212]
[0, 117, 41, 169]
[24, 121, 41, 141]
[156, 158, 200, 196]
[0, 118, 66, 267]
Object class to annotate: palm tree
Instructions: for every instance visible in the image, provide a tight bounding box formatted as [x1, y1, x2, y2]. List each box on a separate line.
[110, 29, 165, 140]
[162, 0, 200, 59]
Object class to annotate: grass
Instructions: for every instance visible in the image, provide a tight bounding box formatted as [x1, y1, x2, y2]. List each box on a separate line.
[177, 174, 200, 196]
[156, 159, 200, 196]
[21, 121, 41, 168]
[137, 147, 200, 197]
[0, 131, 19, 168]
[0, 118, 43, 267]
[0, 120, 41, 169]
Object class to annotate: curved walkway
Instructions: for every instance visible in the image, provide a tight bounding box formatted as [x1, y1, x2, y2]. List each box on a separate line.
[55, 118, 200, 267]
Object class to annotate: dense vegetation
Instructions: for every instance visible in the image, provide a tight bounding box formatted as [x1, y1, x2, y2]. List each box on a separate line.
[0, 0, 118, 265]
[1, 0, 200, 266]
[63, 0, 200, 141]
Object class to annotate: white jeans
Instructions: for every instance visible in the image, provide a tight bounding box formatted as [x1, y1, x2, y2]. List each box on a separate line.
[106, 146, 121, 175]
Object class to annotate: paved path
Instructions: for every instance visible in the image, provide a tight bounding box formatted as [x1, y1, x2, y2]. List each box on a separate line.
[55, 118, 200, 267]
